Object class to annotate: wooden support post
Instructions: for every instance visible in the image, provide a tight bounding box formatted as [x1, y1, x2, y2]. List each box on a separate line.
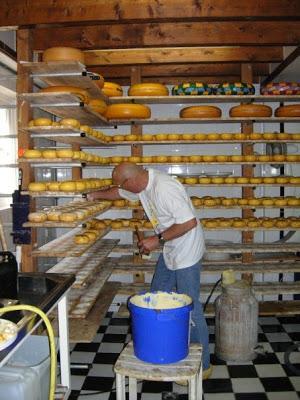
[241, 64, 254, 282]
[72, 144, 82, 180]
[17, 29, 37, 272]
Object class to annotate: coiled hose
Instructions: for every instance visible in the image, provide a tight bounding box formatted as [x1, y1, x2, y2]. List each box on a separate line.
[0, 305, 56, 400]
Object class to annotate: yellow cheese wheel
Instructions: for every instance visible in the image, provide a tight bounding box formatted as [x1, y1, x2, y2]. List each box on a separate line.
[113, 135, 125, 142]
[74, 234, 90, 244]
[59, 213, 77, 222]
[56, 149, 74, 158]
[47, 211, 61, 221]
[128, 83, 169, 96]
[43, 47, 85, 63]
[229, 104, 272, 117]
[155, 134, 168, 141]
[47, 182, 60, 191]
[33, 118, 52, 126]
[182, 134, 194, 141]
[102, 82, 123, 97]
[141, 134, 153, 141]
[125, 134, 138, 141]
[28, 212, 47, 222]
[42, 150, 57, 159]
[105, 104, 151, 120]
[75, 181, 86, 191]
[224, 177, 236, 184]
[92, 73, 105, 89]
[142, 156, 153, 163]
[167, 134, 180, 141]
[128, 156, 141, 163]
[59, 181, 77, 192]
[59, 118, 80, 129]
[155, 155, 168, 163]
[28, 182, 47, 192]
[194, 133, 206, 140]
[275, 104, 300, 117]
[40, 86, 90, 104]
[207, 133, 219, 141]
[88, 98, 107, 115]
[23, 149, 42, 158]
[189, 155, 202, 162]
[168, 155, 182, 163]
[180, 106, 221, 118]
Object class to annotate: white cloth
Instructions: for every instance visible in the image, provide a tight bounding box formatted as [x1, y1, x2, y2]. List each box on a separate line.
[119, 168, 205, 270]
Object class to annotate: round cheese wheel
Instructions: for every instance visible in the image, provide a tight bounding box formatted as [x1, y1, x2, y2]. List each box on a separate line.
[88, 98, 107, 115]
[56, 149, 74, 158]
[112, 135, 125, 142]
[42, 47, 85, 63]
[141, 134, 153, 141]
[142, 156, 153, 163]
[59, 213, 77, 222]
[28, 212, 47, 222]
[180, 106, 221, 118]
[102, 82, 123, 97]
[105, 104, 151, 120]
[216, 82, 255, 95]
[275, 104, 300, 117]
[92, 73, 105, 89]
[128, 83, 169, 96]
[168, 155, 182, 163]
[167, 134, 180, 141]
[42, 150, 57, 159]
[59, 181, 77, 192]
[155, 134, 168, 141]
[75, 181, 86, 191]
[28, 182, 47, 192]
[23, 149, 42, 158]
[125, 134, 138, 141]
[74, 234, 90, 244]
[40, 86, 90, 104]
[182, 134, 194, 141]
[59, 118, 80, 129]
[47, 182, 60, 191]
[229, 104, 272, 117]
[260, 82, 300, 95]
[194, 133, 206, 140]
[172, 82, 214, 96]
[33, 118, 52, 126]
[47, 211, 61, 221]
[189, 155, 202, 162]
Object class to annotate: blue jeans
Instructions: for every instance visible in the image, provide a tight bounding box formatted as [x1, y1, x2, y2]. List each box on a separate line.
[151, 254, 210, 370]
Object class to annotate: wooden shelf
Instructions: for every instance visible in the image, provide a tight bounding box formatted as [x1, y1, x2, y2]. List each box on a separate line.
[19, 92, 109, 126]
[22, 186, 109, 198]
[23, 203, 111, 228]
[24, 126, 107, 146]
[20, 61, 109, 101]
[94, 161, 300, 166]
[109, 117, 300, 125]
[110, 225, 300, 232]
[32, 226, 111, 257]
[18, 157, 104, 168]
[100, 138, 300, 145]
[112, 242, 300, 255]
[110, 94, 300, 104]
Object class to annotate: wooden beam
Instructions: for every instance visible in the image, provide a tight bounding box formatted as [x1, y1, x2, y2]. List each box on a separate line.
[89, 63, 269, 79]
[1, 0, 299, 27]
[261, 46, 300, 85]
[32, 21, 300, 50]
[84, 46, 283, 66]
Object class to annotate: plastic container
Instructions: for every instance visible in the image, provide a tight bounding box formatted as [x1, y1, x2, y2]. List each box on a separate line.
[215, 280, 258, 362]
[0, 335, 52, 400]
[128, 291, 193, 364]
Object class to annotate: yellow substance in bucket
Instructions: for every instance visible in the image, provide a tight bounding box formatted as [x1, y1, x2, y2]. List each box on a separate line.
[130, 291, 192, 309]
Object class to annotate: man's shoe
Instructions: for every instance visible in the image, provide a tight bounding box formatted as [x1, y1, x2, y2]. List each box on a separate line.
[175, 365, 213, 385]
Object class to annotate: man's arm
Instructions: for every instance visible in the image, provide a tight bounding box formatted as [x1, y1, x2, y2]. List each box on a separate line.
[87, 186, 122, 201]
[138, 217, 197, 253]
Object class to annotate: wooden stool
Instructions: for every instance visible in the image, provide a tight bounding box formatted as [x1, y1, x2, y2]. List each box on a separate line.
[114, 341, 202, 400]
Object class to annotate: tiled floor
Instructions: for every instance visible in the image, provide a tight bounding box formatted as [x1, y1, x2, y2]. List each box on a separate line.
[68, 312, 300, 400]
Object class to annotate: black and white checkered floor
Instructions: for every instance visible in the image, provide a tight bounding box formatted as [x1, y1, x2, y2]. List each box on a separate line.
[68, 312, 300, 400]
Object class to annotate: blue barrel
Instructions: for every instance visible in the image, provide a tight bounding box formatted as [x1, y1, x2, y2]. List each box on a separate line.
[128, 291, 193, 364]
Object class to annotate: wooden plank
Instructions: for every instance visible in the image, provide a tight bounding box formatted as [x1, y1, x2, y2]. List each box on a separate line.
[111, 242, 300, 254]
[88, 63, 269, 80]
[47, 239, 118, 288]
[68, 264, 114, 318]
[32, 226, 111, 257]
[117, 300, 300, 317]
[32, 21, 300, 50]
[22, 187, 110, 198]
[50, 282, 120, 343]
[109, 94, 300, 104]
[84, 46, 283, 66]
[20, 61, 108, 100]
[104, 117, 300, 125]
[2, 0, 299, 27]
[118, 281, 300, 296]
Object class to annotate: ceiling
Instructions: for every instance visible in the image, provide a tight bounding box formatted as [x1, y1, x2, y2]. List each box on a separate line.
[0, 0, 299, 85]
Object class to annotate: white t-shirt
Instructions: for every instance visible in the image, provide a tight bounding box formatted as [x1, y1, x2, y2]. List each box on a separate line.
[119, 169, 205, 270]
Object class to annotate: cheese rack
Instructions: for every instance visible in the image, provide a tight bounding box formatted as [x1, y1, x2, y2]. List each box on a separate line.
[18, 56, 300, 318]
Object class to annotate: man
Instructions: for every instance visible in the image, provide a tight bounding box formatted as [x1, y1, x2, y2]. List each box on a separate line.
[87, 162, 211, 377]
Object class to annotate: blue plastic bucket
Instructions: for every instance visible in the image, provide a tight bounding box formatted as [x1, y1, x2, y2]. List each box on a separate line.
[128, 291, 193, 364]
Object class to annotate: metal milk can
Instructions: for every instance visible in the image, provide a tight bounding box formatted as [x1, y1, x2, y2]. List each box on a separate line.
[214, 279, 258, 362]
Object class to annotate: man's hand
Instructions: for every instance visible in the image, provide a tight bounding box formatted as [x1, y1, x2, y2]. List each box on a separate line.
[86, 192, 95, 201]
[138, 235, 160, 254]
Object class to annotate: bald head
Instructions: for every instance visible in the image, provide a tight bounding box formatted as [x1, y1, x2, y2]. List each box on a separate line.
[112, 162, 148, 192]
